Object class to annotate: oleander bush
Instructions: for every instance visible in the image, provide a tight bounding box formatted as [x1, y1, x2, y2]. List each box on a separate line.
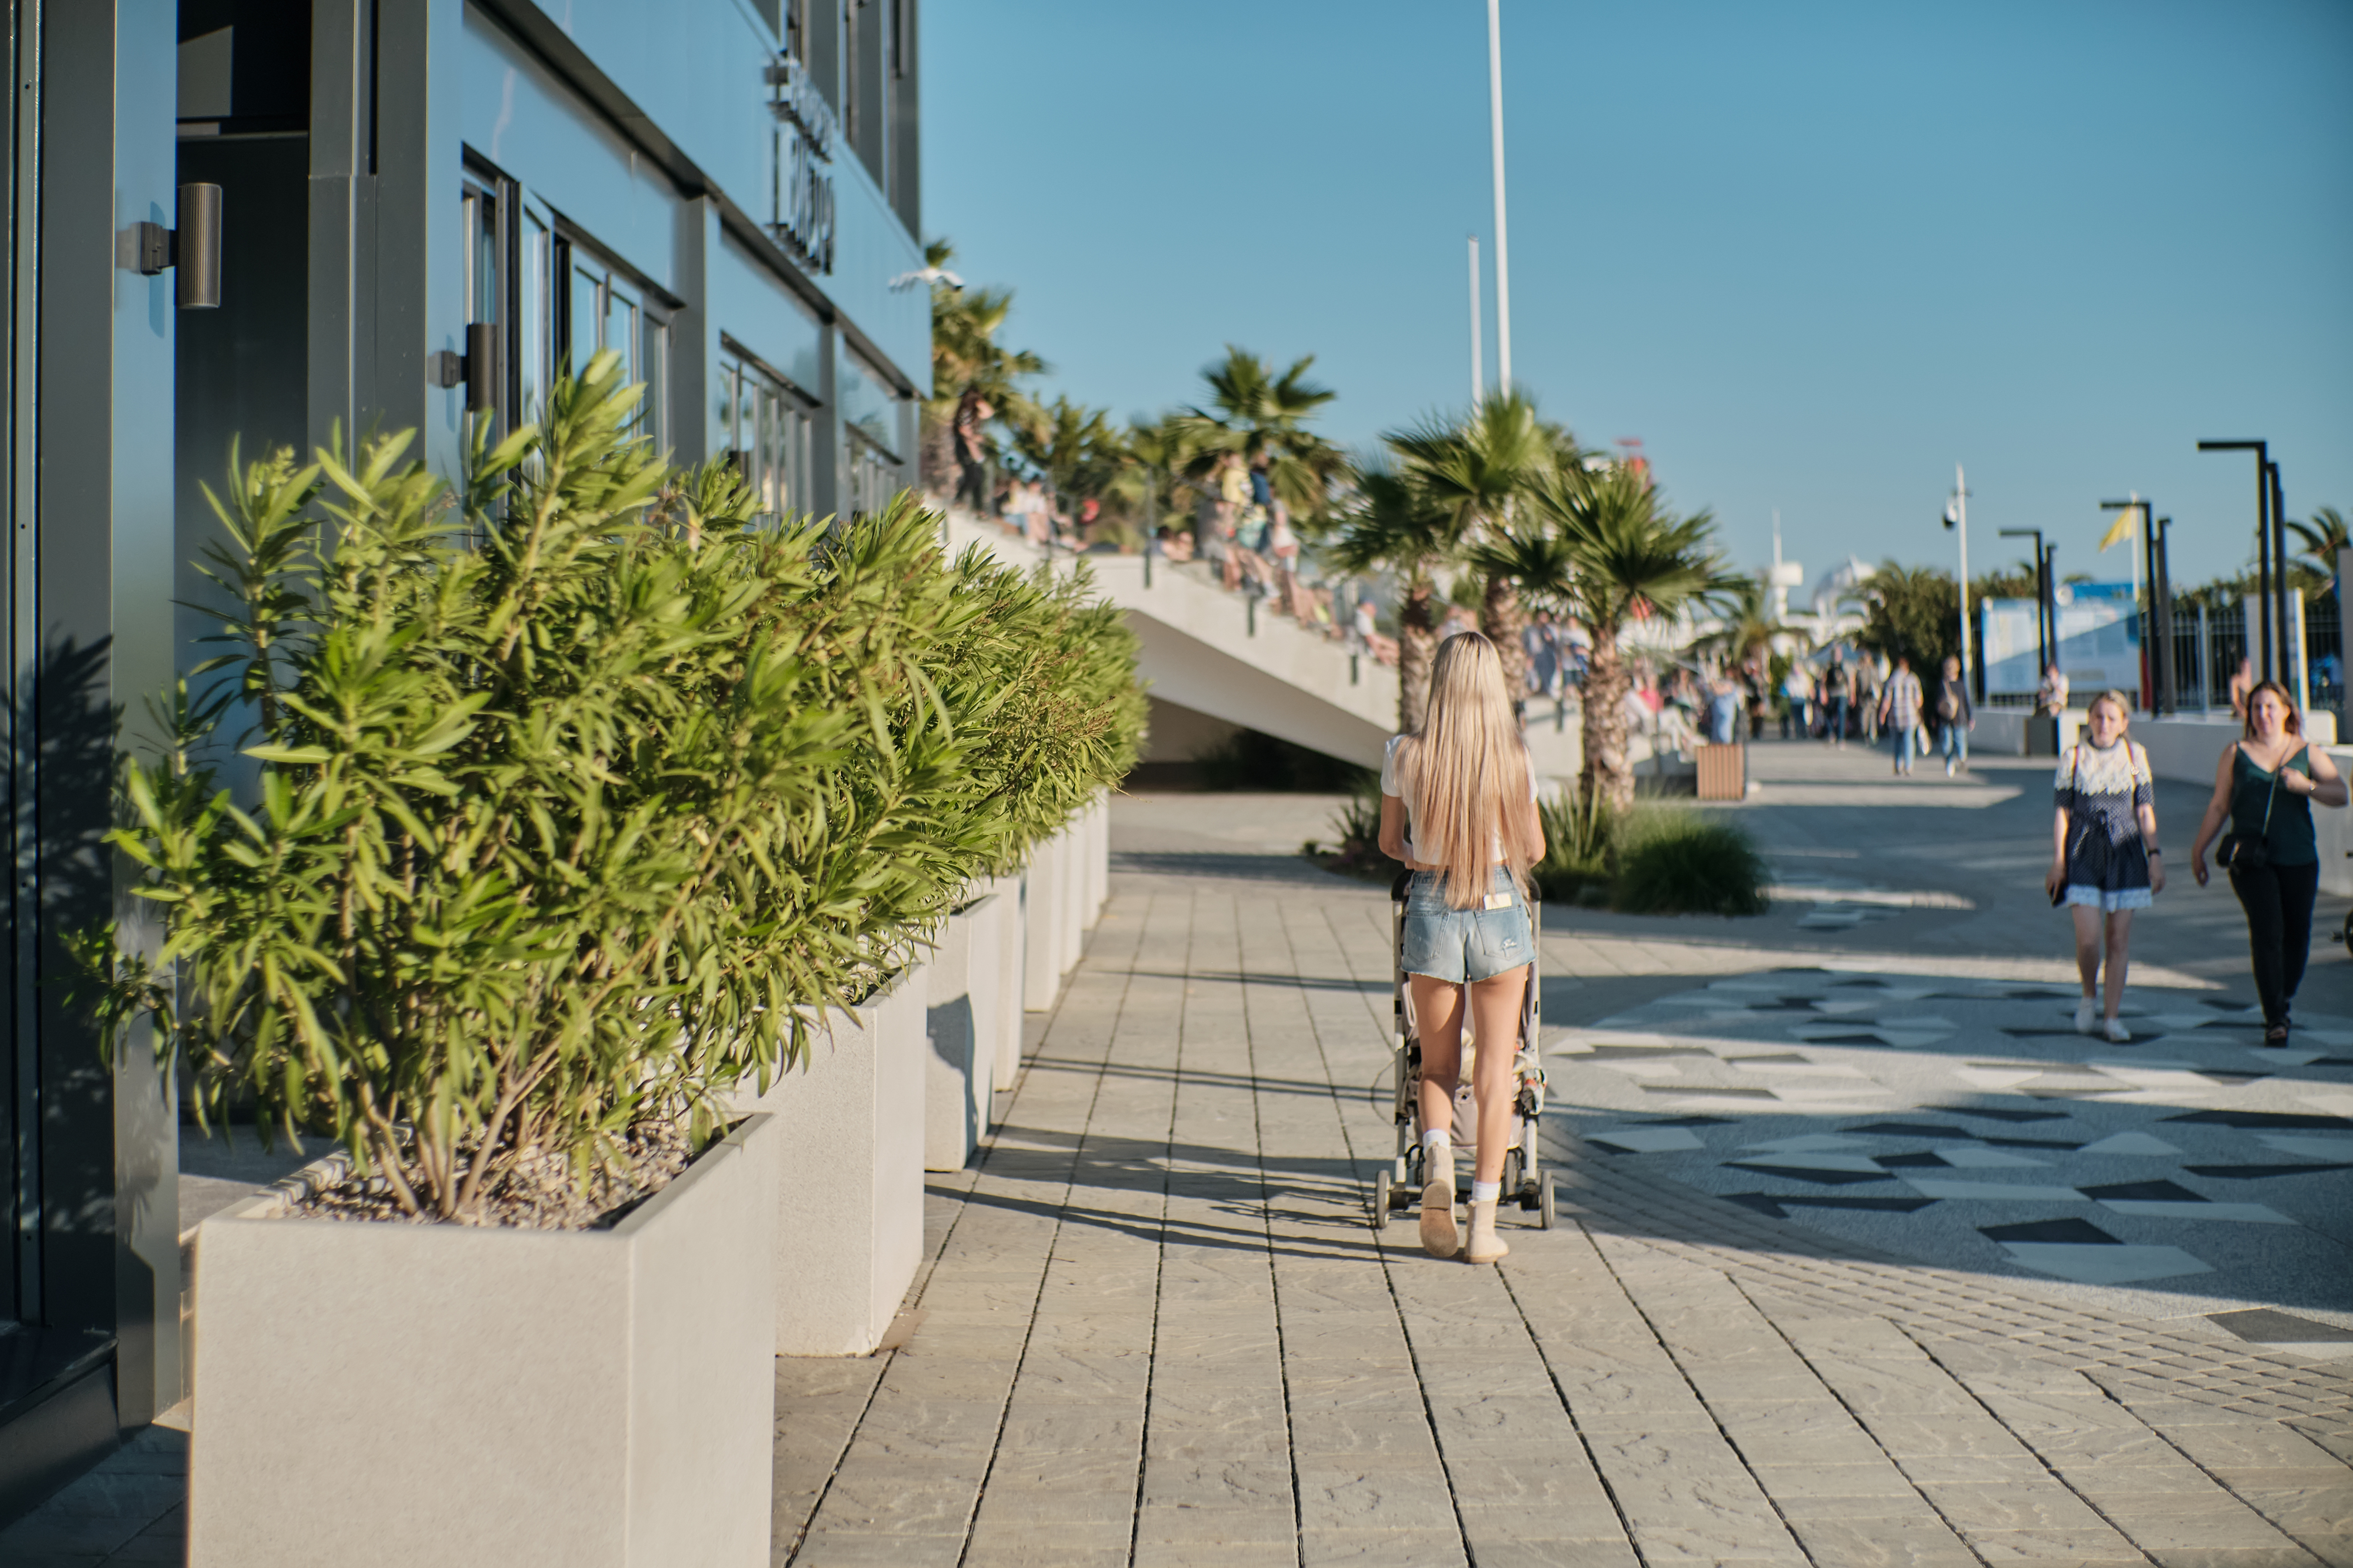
[1609, 806, 1769, 917]
[1531, 786, 1617, 906]
[73, 353, 1141, 1223]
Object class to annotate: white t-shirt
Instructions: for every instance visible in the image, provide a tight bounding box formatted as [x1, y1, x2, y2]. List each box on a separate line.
[1381, 733, 1538, 865]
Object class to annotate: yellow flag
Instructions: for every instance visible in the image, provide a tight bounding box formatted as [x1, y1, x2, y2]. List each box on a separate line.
[2099, 504, 2141, 552]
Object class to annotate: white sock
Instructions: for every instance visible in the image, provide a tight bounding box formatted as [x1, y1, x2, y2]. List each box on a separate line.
[1471, 1180, 1501, 1205]
[1423, 1129, 1451, 1169]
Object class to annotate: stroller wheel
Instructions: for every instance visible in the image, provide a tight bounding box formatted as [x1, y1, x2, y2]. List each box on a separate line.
[1539, 1173, 1558, 1231]
[1373, 1169, 1392, 1233]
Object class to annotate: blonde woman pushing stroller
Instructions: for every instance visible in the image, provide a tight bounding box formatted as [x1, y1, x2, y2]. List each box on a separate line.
[1378, 633, 1546, 1263]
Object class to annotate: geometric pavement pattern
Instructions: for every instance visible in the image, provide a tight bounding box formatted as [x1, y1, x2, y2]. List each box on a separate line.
[1549, 968, 2353, 1337]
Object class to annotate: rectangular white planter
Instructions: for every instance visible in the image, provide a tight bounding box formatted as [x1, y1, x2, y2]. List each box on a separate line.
[925, 893, 999, 1172]
[1087, 795, 1109, 925]
[1023, 833, 1063, 1012]
[992, 874, 1026, 1086]
[1059, 815, 1085, 970]
[189, 1114, 781, 1568]
[741, 962, 928, 1355]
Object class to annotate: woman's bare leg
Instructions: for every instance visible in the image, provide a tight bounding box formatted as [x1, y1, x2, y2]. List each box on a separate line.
[1411, 975, 1465, 1145]
[1467, 965, 1529, 1186]
[2102, 910, 2134, 1020]
[2071, 905, 2104, 997]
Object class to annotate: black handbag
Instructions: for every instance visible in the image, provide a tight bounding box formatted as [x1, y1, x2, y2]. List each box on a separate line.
[2217, 745, 2284, 872]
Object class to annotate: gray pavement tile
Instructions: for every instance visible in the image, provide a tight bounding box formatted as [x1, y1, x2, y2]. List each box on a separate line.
[806, 1456, 987, 1533]
[960, 1542, 1132, 1568]
[1955, 1528, 2157, 1566]
[2167, 1423, 2349, 1472]
[838, 1394, 1005, 1461]
[1295, 1527, 1471, 1565]
[1129, 1504, 1299, 1548]
[1805, 1355, 1980, 1416]
[1858, 1409, 2036, 1460]
[1287, 1410, 1445, 1458]
[968, 1477, 1144, 1526]
[1422, 1393, 1582, 1445]
[2208, 1469, 2353, 1533]
[786, 1530, 969, 1566]
[1780, 1516, 1984, 1567]
[995, 1400, 1143, 1455]
[1140, 1454, 1298, 1514]
[2289, 1537, 2353, 1568]
[1745, 1460, 1926, 1500]
[1294, 1454, 1458, 1531]
[2085, 1490, 2315, 1554]
[2140, 1552, 2331, 1568]
[1917, 1480, 2122, 1534]
[1006, 1346, 1156, 1399]
[1449, 1538, 1641, 1568]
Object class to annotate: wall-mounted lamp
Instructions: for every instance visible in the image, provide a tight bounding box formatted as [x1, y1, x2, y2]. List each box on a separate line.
[131, 182, 222, 308]
[430, 322, 501, 412]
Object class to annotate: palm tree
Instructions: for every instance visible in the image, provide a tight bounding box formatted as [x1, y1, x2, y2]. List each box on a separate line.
[1693, 572, 1779, 667]
[1328, 465, 1464, 731]
[1174, 346, 1347, 525]
[1531, 466, 1732, 809]
[1385, 391, 1557, 694]
[1011, 396, 1127, 526]
[922, 239, 1046, 487]
[2288, 505, 2351, 594]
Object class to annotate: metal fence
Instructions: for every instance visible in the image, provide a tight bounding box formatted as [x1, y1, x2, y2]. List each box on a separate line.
[2162, 596, 2341, 715]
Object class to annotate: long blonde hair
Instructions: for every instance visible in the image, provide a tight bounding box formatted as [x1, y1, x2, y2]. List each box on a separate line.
[1398, 632, 1537, 909]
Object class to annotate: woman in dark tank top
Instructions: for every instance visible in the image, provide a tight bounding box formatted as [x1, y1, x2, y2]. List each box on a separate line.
[2189, 681, 2349, 1043]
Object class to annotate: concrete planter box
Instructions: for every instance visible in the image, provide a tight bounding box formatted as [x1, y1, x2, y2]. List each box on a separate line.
[740, 961, 928, 1355]
[925, 893, 1001, 1171]
[1086, 795, 1109, 923]
[1061, 813, 1086, 968]
[991, 874, 1026, 1086]
[1023, 833, 1064, 1012]
[189, 1114, 781, 1568]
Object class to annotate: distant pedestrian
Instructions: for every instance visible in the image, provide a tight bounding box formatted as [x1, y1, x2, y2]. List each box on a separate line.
[951, 390, 993, 511]
[2036, 663, 2069, 717]
[1706, 679, 1742, 745]
[2228, 656, 2254, 720]
[1823, 657, 1851, 748]
[1935, 655, 1974, 776]
[2189, 680, 2349, 1044]
[2045, 692, 2162, 1042]
[1879, 656, 1924, 775]
[1781, 665, 1809, 740]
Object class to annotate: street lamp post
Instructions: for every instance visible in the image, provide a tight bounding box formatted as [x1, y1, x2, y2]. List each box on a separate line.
[2269, 458, 2292, 698]
[2101, 496, 2170, 713]
[1485, 0, 1512, 393]
[1999, 527, 2051, 681]
[1944, 465, 1972, 698]
[2198, 441, 2272, 679]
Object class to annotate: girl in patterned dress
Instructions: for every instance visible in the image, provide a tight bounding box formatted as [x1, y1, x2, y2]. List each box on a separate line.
[2044, 691, 2164, 1042]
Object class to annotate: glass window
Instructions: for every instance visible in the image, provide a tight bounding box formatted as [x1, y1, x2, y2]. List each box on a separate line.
[716, 342, 815, 528]
[517, 208, 551, 423]
[842, 426, 898, 522]
[560, 238, 675, 452]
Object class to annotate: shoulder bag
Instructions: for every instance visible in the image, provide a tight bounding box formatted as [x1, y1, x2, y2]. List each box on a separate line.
[2051, 745, 2081, 906]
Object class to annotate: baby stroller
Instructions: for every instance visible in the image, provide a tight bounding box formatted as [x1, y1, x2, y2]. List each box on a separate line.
[1371, 870, 1558, 1235]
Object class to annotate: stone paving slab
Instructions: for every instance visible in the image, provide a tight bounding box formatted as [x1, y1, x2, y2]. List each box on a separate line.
[778, 830, 2353, 1566]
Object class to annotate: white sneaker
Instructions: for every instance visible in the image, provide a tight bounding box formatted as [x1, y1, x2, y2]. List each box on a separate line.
[2074, 998, 2098, 1035]
[2102, 1017, 2132, 1043]
[1944, 759, 1955, 778]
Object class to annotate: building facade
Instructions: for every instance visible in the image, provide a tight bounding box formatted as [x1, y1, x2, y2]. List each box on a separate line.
[1, 0, 924, 1518]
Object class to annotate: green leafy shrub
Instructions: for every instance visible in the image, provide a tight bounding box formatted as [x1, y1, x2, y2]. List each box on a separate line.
[74, 354, 1141, 1222]
[1531, 786, 1616, 905]
[1311, 778, 1401, 879]
[1610, 808, 1769, 917]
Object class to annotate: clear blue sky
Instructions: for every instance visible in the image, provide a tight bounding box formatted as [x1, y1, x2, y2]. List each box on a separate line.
[921, 0, 2351, 592]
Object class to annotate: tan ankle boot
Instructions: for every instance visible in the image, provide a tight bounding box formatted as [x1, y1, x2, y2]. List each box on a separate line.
[1419, 1170, 1459, 1258]
[1466, 1199, 1509, 1264]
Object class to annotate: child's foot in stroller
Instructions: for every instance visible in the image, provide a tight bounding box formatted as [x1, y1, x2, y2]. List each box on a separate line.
[1466, 1199, 1509, 1264]
[1419, 1174, 1459, 1257]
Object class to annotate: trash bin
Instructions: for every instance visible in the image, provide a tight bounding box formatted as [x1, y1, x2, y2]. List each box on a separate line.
[1697, 742, 1746, 800]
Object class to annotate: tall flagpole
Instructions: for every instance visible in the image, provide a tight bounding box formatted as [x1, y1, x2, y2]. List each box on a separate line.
[1955, 464, 1972, 685]
[1487, 0, 1512, 394]
[1468, 235, 1483, 406]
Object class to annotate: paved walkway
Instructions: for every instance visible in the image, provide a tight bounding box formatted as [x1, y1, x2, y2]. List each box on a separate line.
[779, 749, 2353, 1567]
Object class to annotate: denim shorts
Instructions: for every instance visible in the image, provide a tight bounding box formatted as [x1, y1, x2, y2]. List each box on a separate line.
[1401, 867, 1533, 984]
